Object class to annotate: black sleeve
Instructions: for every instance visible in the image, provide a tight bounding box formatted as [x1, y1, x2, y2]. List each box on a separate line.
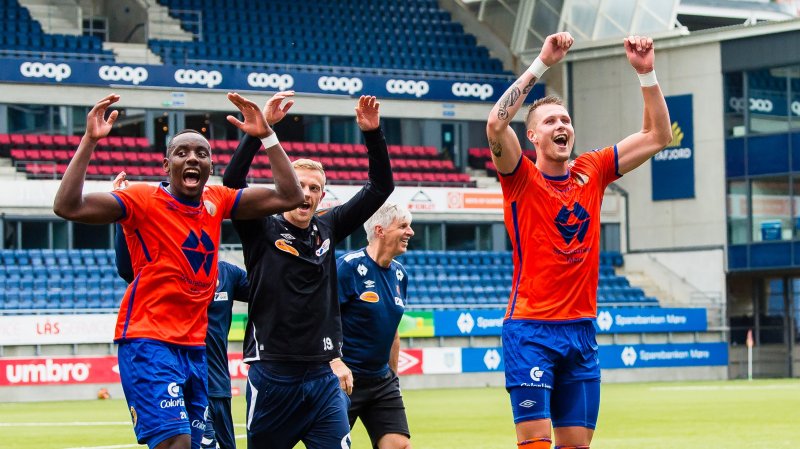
[113, 223, 134, 284]
[234, 264, 250, 303]
[222, 133, 261, 189]
[331, 128, 395, 243]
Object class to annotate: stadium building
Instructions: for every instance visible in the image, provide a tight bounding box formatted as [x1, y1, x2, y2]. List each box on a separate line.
[1, 0, 799, 402]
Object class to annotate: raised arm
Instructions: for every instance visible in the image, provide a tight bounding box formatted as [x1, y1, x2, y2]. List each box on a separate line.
[616, 36, 673, 175]
[332, 96, 395, 242]
[223, 92, 303, 219]
[486, 32, 573, 174]
[53, 94, 124, 224]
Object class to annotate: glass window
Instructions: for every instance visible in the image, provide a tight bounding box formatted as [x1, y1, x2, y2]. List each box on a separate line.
[330, 116, 357, 144]
[4, 220, 19, 249]
[795, 177, 800, 239]
[110, 108, 147, 139]
[446, 223, 476, 250]
[7, 104, 64, 134]
[477, 223, 492, 251]
[21, 221, 49, 249]
[727, 180, 749, 244]
[790, 66, 800, 130]
[751, 177, 790, 242]
[73, 223, 111, 249]
[748, 68, 788, 134]
[52, 221, 68, 249]
[724, 72, 745, 137]
[760, 278, 785, 344]
[793, 278, 800, 343]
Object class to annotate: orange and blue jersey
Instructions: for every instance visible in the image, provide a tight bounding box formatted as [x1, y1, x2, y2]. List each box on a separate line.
[111, 182, 242, 346]
[499, 146, 620, 322]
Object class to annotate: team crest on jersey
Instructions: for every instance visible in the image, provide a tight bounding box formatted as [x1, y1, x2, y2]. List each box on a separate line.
[275, 239, 300, 256]
[396, 269, 404, 281]
[554, 201, 590, 244]
[315, 238, 331, 257]
[204, 200, 217, 216]
[357, 264, 368, 276]
[181, 230, 215, 275]
[359, 291, 379, 303]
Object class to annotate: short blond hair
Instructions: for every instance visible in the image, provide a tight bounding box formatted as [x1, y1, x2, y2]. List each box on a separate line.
[524, 95, 565, 129]
[292, 158, 326, 185]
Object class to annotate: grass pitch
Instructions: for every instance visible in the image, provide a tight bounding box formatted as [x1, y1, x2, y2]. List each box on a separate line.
[1, 379, 799, 448]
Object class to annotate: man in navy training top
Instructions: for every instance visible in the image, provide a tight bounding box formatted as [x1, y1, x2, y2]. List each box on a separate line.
[113, 172, 249, 449]
[337, 202, 415, 449]
[222, 94, 394, 449]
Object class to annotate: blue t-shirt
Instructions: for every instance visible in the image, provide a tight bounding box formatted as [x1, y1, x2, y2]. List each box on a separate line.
[337, 248, 408, 377]
[206, 260, 249, 397]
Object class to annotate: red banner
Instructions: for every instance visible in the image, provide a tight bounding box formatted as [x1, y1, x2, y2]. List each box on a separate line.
[0, 356, 119, 386]
[397, 349, 423, 375]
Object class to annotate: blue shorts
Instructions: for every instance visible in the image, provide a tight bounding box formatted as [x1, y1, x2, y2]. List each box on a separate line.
[118, 339, 209, 449]
[246, 361, 351, 449]
[502, 320, 601, 428]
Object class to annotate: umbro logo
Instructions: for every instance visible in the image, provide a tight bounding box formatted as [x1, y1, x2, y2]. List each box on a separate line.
[182, 230, 215, 275]
[554, 202, 590, 244]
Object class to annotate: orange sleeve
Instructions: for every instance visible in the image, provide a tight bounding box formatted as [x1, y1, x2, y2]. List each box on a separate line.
[573, 146, 621, 189]
[110, 183, 154, 227]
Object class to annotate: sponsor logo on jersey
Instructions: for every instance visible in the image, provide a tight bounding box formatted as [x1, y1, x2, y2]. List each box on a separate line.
[364, 280, 375, 288]
[315, 238, 330, 257]
[554, 202, 590, 245]
[394, 296, 405, 307]
[181, 230, 216, 275]
[359, 291, 379, 303]
[213, 291, 229, 301]
[529, 366, 544, 381]
[275, 239, 299, 256]
[280, 233, 295, 241]
[519, 399, 536, 408]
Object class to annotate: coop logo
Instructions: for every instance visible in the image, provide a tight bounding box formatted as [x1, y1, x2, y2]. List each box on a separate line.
[20, 62, 72, 82]
[451, 82, 494, 100]
[596, 311, 613, 331]
[483, 349, 501, 370]
[318, 76, 363, 95]
[5, 359, 89, 384]
[457, 312, 475, 334]
[621, 346, 638, 366]
[247, 72, 294, 90]
[174, 69, 222, 88]
[529, 366, 543, 382]
[728, 96, 773, 113]
[386, 79, 429, 97]
[99, 65, 149, 85]
[554, 202, 590, 244]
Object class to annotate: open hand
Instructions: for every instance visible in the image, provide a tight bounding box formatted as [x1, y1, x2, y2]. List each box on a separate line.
[226, 92, 273, 139]
[355, 95, 380, 131]
[85, 94, 120, 142]
[264, 90, 295, 126]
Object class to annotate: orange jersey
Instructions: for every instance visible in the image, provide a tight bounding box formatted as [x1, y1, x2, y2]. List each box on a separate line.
[111, 182, 242, 345]
[499, 147, 620, 321]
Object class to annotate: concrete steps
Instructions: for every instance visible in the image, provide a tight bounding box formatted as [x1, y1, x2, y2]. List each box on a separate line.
[102, 42, 162, 65]
[18, 0, 81, 35]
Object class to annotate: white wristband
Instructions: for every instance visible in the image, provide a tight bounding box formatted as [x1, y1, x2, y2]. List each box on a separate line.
[261, 133, 279, 149]
[526, 57, 549, 79]
[637, 70, 658, 87]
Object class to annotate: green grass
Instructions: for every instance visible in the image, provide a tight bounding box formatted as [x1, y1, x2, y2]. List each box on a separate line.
[1, 379, 799, 448]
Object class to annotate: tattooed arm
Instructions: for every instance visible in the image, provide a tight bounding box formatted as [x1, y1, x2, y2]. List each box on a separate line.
[486, 32, 573, 174]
